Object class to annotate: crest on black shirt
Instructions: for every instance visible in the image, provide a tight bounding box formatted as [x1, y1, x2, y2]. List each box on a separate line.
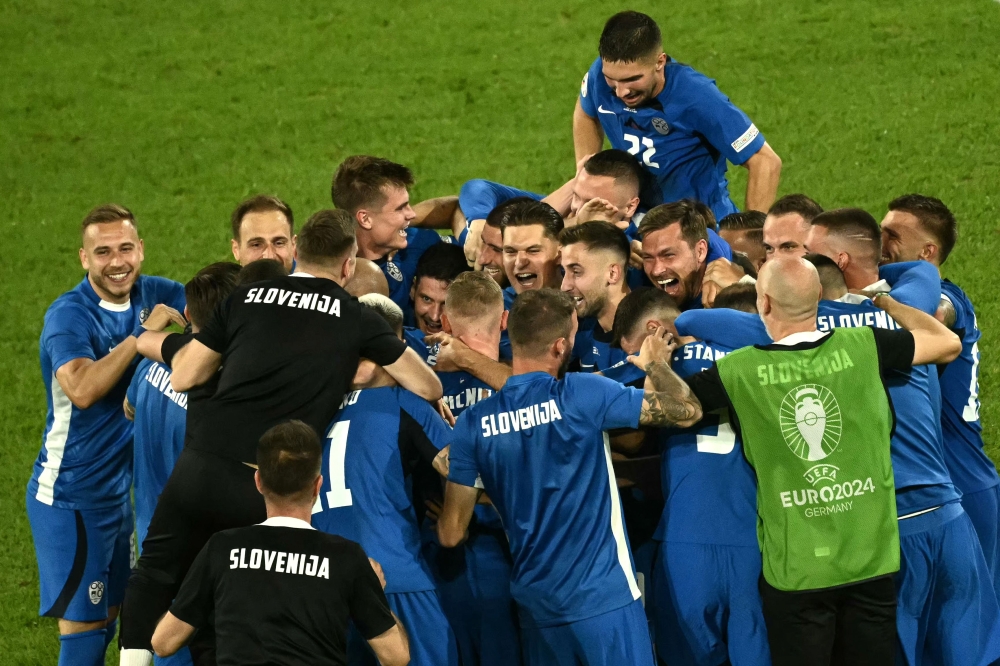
[652, 117, 671, 135]
[386, 262, 403, 282]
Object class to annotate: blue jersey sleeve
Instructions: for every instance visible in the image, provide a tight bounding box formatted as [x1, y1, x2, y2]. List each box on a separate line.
[674, 308, 770, 348]
[578, 58, 602, 118]
[42, 301, 97, 372]
[707, 228, 734, 261]
[566, 373, 644, 431]
[677, 70, 764, 166]
[398, 389, 452, 452]
[151, 276, 187, 313]
[447, 410, 480, 488]
[879, 261, 940, 315]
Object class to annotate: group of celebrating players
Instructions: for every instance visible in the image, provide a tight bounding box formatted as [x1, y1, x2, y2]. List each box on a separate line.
[26, 9, 997, 666]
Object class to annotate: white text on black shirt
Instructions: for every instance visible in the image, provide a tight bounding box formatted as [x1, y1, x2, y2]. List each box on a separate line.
[229, 547, 330, 579]
[244, 288, 341, 316]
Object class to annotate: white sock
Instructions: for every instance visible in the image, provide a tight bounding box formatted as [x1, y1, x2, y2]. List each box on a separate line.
[119, 648, 153, 666]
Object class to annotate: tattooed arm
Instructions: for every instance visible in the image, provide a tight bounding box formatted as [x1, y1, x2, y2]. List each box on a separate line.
[628, 326, 703, 428]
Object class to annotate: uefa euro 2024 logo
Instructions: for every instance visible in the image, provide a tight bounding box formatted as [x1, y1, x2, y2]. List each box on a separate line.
[779, 384, 843, 462]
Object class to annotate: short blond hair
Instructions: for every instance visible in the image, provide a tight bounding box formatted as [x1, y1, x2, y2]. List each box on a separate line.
[446, 272, 503, 323]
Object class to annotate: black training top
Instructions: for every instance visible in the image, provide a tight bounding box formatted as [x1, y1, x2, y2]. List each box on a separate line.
[192, 275, 407, 462]
[170, 518, 396, 666]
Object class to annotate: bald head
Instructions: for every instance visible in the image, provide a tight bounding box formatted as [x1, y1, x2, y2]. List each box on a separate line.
[757, 257, 822, 335]
[346, 258, 390, 298]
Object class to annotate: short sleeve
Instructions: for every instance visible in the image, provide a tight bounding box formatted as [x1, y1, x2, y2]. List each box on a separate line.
[400, 390, 452, 455]
[358, 308, 407, 366]
[447, 411, 481, 488]
[348, 544, 396, 640]
[879, 261, 940, 315]
[194, 297, 230, 354]
[684, 365, 731, 413]
[168, 539, 216, 629]
[680, 71, 764, 165]
[578, 59, 601, 118]
[42, 303, 97, 373]
[870, 328, 915, 374]
[567, 373, 644, 431]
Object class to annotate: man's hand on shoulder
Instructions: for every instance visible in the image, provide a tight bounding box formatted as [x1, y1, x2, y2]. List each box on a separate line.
[702, 257, 746, 308]
[142, 303, 187, 334]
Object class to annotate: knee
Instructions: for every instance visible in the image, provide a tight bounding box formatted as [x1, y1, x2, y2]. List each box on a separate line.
[58, 618, 108, 635]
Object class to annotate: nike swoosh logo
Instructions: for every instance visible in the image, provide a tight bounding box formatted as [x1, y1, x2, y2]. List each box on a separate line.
[597, 105, 616, 115]
[580, 363, 596, 369]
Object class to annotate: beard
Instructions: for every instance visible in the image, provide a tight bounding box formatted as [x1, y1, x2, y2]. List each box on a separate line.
[556, 347, 574, 379]
[579, 291, 607, 320]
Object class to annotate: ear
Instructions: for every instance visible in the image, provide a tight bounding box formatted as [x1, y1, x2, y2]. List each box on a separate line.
[500, 309, 509, 332]
[410, 283, 416, 302]
[835, 252, 850, 272]
[343, 255, 356, 283]
[254, 470, 264, 496]
[355, 209, 372, 230]
[137, 238, 145, 263]
[762, 293, 773, 316]
[79, 247, 89, 270]
[231, 238, 241, 263]
[695, 238, 709, 265]
[553, 336, 568, 360]
[645, 318, 659, 334]
[655, 52, 667, 70]
[922, 242, 939, 263]
[607, 261, 623, 286]
[624, 196, 640, 219]
[442, 313, 453, 335]
[313, 475, 323, 500]
[183, 305, 190, 321]
[290, 234, 297, 251]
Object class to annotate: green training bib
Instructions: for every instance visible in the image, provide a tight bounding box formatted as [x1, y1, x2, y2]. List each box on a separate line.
[716, 327, 899, 591]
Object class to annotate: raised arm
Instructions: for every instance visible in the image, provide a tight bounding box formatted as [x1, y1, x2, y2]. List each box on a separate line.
[629, 327, 702, 428]
[410, 195, 460, 230]
[743, 142, 782, 212]
[383, 346, 444, 402]
[573, 99, 604, 163]
[873, 294, 961, 365]
[170, 339, 222, 392]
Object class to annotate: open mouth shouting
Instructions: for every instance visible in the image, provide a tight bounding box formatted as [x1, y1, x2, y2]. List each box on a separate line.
[515, 272, 539, 290]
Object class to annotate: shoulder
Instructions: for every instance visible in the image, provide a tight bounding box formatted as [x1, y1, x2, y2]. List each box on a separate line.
[43, 290, 95, 331]
[666, 61, 721, 101]
[407, 228, 443, 251]
[137, 274, 184, 293]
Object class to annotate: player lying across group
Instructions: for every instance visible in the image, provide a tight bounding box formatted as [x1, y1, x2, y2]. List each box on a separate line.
[25, 9, 997, 666]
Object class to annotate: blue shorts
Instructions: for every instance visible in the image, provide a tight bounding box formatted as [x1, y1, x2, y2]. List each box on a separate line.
[432, 527, 522, 666]
[522, 600, 654, 666]
[458, 179, 544, 223]
[896, 501, 1000, 666]
[962, 484, 1000, 597]
[650, 541, 770, 666]
[26, 494, 133, 622]
[349, 589, 458, 666]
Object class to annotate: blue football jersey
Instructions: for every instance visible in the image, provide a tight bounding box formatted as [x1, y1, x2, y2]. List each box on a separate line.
[939, 280, 997, 494]
[573, 318, 628, 373]
[439, 370, 493, 417]
[675, 301, 960, 516]
[313, 386, 451, 594]
[126, 359, 187, 547]
[403, 326, 439, 366]
[602, 356, 644, 386]
[579, 57, 765, 222]
[29, 275, 185, 510]
[377, 228, 442, 317]
[449, 371, 644, 627]
[655, 342, 758, 547]
[499, 286, 518, 362]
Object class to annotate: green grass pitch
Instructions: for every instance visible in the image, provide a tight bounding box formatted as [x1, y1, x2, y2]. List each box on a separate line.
[2, 0, 999, 661]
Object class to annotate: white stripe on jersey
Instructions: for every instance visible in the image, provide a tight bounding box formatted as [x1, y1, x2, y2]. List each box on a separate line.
[602, 432, 642, 601]
[36, 373, 71, 505]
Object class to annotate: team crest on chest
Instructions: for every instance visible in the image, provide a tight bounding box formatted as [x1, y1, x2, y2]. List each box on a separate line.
[651, 117, 671, 135]
[138, 307, 151, 323]
[386, 262, 403, 282]
[88, 581, 104, 605]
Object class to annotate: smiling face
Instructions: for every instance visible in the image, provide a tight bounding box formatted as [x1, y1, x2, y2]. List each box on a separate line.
[411, 276, 450, 334]
[641, 223, 708, 306]
[762, 212, 810, 262]
[601, 53, 666, 108]
[502, 224, 562, 294]
[362, 184, 416, 256]
[80, 219, 144, 303]
[477, 223, 508, 287]
[232, 210, 295, 271]
[880, 210, 935, 265]
[560, 243, 615, 319]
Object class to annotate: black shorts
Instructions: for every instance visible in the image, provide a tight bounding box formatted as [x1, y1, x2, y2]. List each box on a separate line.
[121, 447, 265, 651]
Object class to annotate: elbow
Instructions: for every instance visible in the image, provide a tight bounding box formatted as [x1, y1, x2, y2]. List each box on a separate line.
[170, 373, 194, 393]
[942, 334, 962, 364]
[422, 375, 444, 402]
[677, 403, 704, 429]
[437, 523, 463, 549]
[151, 635, 176, 659]
[66, 389, 97, 411]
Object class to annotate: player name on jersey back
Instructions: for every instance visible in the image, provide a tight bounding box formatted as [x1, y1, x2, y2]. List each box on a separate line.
[243, 286, 342, 316]
[229, 547, 330, 579]
[480, 399, 563, 438]
[140, 361, 188, 409]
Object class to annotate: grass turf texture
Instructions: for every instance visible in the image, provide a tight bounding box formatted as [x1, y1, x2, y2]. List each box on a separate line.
[2, 0, 999, 661]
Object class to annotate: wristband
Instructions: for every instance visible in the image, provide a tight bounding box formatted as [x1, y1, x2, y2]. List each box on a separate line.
[131, 323, 147, 339]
